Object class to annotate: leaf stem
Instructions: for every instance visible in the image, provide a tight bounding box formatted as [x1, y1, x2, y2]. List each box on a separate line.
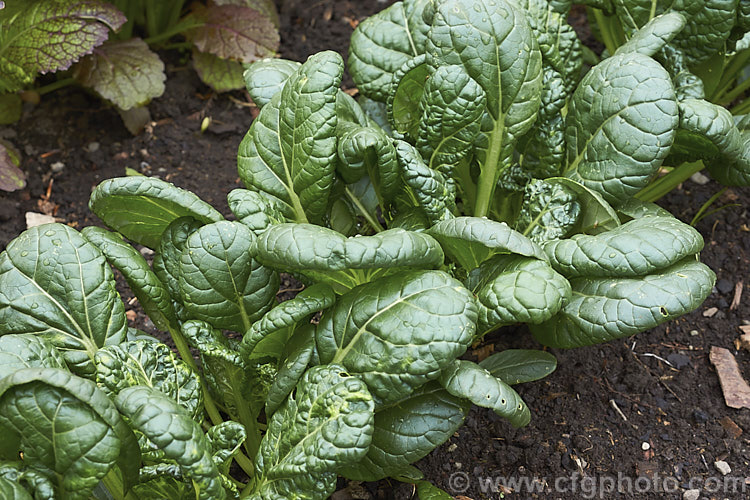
[634, 161, 704, 202]
[35, 77, 76, 96]
[592, 9, 621, 55]
[474, 121, 505, 217]
[143, 17, 202, 46]
[345, 186, 384, 232]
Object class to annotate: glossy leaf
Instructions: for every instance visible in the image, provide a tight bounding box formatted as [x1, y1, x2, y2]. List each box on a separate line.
[0, 224, 127, 376]
[479, 349, 557, 385]
[227, 188, 287, 235]
[0, 334, 66, 381]
[264, 324, 316, 416]
[613, 12, 686, 58]
[243, 57, 300, 107]
[316, 271, 477, 405]
[89, 176, 223, 249]
[516, 179, 581, 243]
[388, 55, 430, 140]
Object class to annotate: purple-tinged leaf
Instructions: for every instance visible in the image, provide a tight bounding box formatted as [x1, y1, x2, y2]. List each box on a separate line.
[73, 38, 165, 110]
[186, 4, 278, 63]
[0, 0, 126, 92]
[0, 141, 25, 192]
[213, 0, 279, 28]
[192, 49, 245, 92]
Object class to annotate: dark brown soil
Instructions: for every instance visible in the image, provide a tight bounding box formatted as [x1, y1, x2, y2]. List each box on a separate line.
[2, 2, 750, 499]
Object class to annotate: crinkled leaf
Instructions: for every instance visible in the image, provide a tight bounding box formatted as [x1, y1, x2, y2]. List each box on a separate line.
[616, 197, 672, 220]
[427, 216, 546, 271]
[180, 221, 278, 332]
[543, 216, 704, 278]
[255, 224, 444, 293]
[89, 176, 223, 249]
[95, 340, 202, 420]
[251, 365, 374, 500]
[0, 0, 126, 92]
[564, 52, 678, 205]
[0, 462, 55, 500]
[675, 98, 750, 186]
[0, 368, 139, 499]
[614, 12, 686, 58]
[348, 0, 433, 102]
[0, 334, 66, 380]
[439, 360, 530, 427]
[340, 382, 469, 482]
[115, 385, 226, 500]
[264, 324, 316, 416]
[82, 226, 176, 331]
[0, 476, 32, 499]
[227, 188, 287, 235]
[670, 0, 736, 66]
[516, 178, 581, 243]
[192, 50, 245, 92]
[394, 140, 455, 224]
[471, 255, 571, 333]
[186, 3, 278, 62]
[243, 58, 300, 107]
[531, 259, 715, 348]
[0, 93, 21, 124]
[0, 224, 127, 376]
[543, 177, 620, 234]
[388, 55, 430, 140]
[237, 51, 343, 224]
[0, 141, 24, 192]
[316, 271, 477, 406]
[73, 38, 165, 110]
[207, 421, 247, 470]
[241, 283, 335, 360]
[479, 349, 557, 385]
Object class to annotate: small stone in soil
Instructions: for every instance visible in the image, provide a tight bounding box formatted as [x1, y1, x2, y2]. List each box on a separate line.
[683, 489, 700, 500]
[641, 442, 650, 451]
[693, 409, 709, 423]
[667, 353, 691, 369]
[51, 161, 64, 173]
[690, 329, 700, 336]
[716, 279, 733, 294]
[690, 172, 710, 185]
[714, 460, 731, 475]
[703, 307, 719, 317]
[86, 142, 100, 153]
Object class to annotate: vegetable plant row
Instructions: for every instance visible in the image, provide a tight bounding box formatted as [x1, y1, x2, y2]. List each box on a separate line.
[3, 0, 747, 497]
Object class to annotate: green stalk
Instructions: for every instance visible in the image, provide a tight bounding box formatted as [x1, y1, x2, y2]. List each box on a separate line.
[717, 76, 750, 107]
[345, 186, 384, 232]
[143, 17, 203, 46]
[731, 97, 750, 115]
[101, 468, 139, 500]
[474, 123, 505, 217]
[454, 156, 476, 212]
[592, 9, 622, 56]
[713, 50, 750, 102]
[35, 77, 76, 96]
[634, 161, 704, 202]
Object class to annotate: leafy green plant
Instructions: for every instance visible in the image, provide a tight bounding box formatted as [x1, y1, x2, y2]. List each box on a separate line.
[0, 0, 279, 125]
[579, 0, 750, 201]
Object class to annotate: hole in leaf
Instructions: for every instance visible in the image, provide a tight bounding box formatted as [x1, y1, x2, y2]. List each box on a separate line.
[501, 399, 506, 405]
[659, 306, 668, 317]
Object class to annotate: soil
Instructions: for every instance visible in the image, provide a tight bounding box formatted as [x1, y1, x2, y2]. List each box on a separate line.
[2, 1, 750, 499]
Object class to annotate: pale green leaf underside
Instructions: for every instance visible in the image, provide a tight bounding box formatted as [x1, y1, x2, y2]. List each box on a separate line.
[479, 349, 557, 385]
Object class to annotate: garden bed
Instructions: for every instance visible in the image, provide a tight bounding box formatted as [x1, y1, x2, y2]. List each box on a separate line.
[1, 1, 750, 498]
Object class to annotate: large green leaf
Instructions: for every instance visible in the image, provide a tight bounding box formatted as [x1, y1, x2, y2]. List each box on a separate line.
[613, 12, 686, 58]
[427, 216, 546, 271]
[564, 52, 679, 205]
[316, 271, 477, 406]
[243, 58, 300, 108]
[0, 334, 66, 380]
[348, 0, 434, 102]
[89, 176, 223, 249]
[115, 386, 226, 500]
[264, 324, 316, 416]
[255, 223, 444, 292]
[479, 349, 557, 385]
[0, 0, 126, 92]
[0, 368, 139, 500]
[237, 51, 343, 224]
[95, 340, 203, 420]
[251, 365, 374, 500]
[670, 0, 736, 66]
[340, 382, 469, 481]
[179, 221, 278, 332]
[227, 188, 288, 235]
[82, 226, 176, 331]
[531, 259, 715, 348]
[439, 359, 530, 427]
[543, 216, 704, 278]
[0, 224, 127, 376]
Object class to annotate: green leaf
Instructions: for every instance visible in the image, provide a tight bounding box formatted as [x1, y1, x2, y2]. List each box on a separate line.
[613, 12, 686, 57]
[316, 271, 477, 406]
[543, 216, 705, 278]
[0, 0, 126, 92]
[416, 481, 454, 500]
[0, 93, 21, 124]
[0, 334, 66, 381]
[0, 476, 32, 500]
[81, 226, 176, 331]
[340, 382, 469, 481]
[388, 55, 430, 140]
[73, 38, 165, 110]
[669, 0, 736, 66]
[616, 198, 673, 220]
[179, 221, 278, 332]
[564, 52, 679, 205]
[348, 0, 433, 102]
[256, 223, 445, 293]
[0, 462, 55, 499]
[241, 283, 335, 360]
[427, 216, 546, 271]
[192, 50, 246, 93]
[237, 51, 343, 224]
[95, 340, 203, 420]
[531, 258, 716, 347]
[252, 365, 374, 500]
[0, 224, 127, 376]
[207, 420, 247, 470]
[478, 349, 557, 385]
[471, 255, 572, 333]
[0, 368, 140, 500]
[227, 188, 288, 235]
[264, 324, 316, 416]
[543, 177, 620, 234]
[0, 141, 24, 192]
[243, 58, 300, 108]
[89, 176, 223, 249]
[115, 385, 226, 500]
[439, 360, 530, 427]
[186, 3, 278, 63]
[516, 179, 581, 243]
